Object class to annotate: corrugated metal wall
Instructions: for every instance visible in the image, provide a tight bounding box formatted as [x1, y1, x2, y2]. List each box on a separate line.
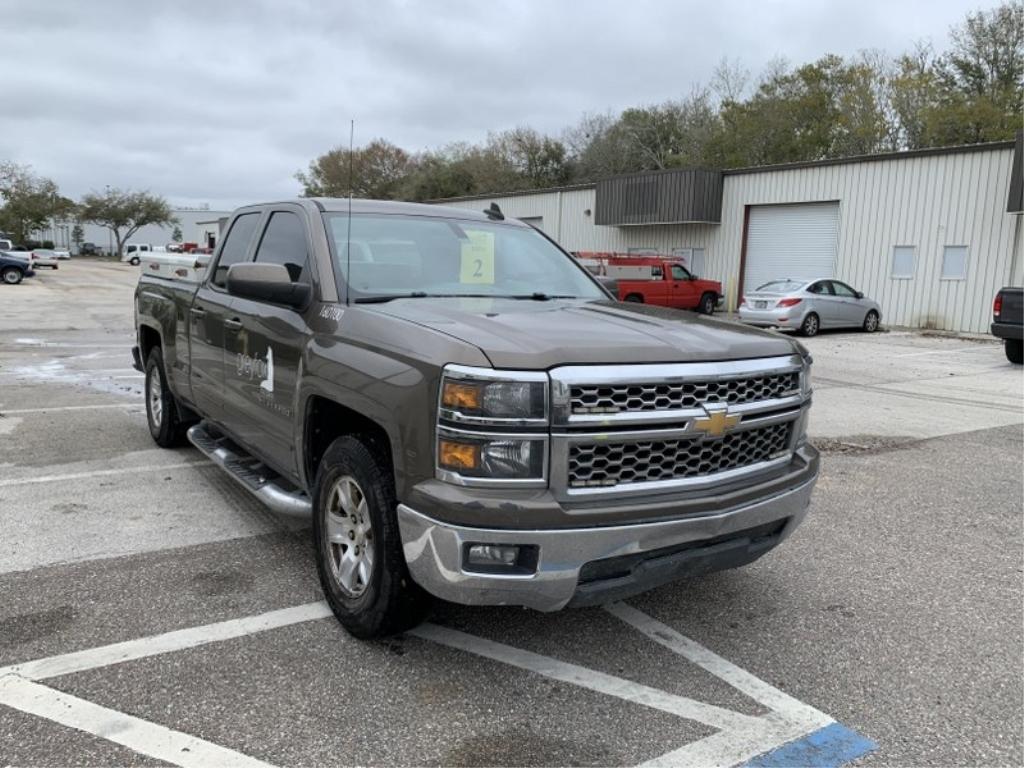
[442, 145, 1020, 333]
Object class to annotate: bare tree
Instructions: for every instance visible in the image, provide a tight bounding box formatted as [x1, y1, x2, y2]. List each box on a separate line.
[711, 57, 750, 104]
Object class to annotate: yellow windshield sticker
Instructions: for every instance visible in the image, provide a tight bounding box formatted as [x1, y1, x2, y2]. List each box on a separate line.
[460, 230, 495, 284]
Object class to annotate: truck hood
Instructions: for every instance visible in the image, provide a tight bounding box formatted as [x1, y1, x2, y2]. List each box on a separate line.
[368, 298, 799, 369]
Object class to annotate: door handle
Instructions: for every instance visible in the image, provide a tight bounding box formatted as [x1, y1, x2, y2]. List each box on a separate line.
[189, 307, 206, 318]
[224, 317, 243, 330]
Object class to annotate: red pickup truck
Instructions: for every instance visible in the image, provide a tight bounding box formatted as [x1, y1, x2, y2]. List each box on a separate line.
[591, 256, 722, 314]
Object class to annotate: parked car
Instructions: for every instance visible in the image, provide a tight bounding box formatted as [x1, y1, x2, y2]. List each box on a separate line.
[0, 251, 36, 284]
[79, 242, 103, 256]
[31, 249, 60, 269]
[52, 249, 71, 260]
[135, 198, 817, 638]
[991, 287, 1023, 364]
[739, 278, 881, 337]
[0, 238, 14, 251]
[610, 257, 722, 313]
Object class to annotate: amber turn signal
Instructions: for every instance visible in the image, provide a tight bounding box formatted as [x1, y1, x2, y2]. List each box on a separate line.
[442, 381, 482, 411]
[438, 439, 480, 470]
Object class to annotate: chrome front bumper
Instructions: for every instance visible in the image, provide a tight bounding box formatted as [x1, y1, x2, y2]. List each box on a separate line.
[397, 474, 816, 612]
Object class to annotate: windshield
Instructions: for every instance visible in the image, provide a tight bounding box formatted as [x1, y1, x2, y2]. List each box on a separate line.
[755, 280, 805, 293]
[326, 214, 605, 301]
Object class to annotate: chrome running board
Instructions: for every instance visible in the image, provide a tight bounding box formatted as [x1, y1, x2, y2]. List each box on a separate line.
[187, 423, 311, 518]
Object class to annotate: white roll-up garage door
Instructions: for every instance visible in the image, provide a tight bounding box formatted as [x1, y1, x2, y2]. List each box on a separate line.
[743, 202, 839, 292]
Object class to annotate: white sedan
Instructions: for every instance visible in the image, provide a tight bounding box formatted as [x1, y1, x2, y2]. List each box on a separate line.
[31, 249, 61, 269]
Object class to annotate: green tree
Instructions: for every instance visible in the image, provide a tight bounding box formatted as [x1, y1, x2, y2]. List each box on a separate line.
[929, 1, 1024, 143]
[78, 189, 177, 258]
[71, 222, 84, 250]
[296, 139, 411, 199]
[397, 142, 522, 201]
[171, 225, 183, 243]
[709, 55, 894, 166]
[0, 162, 76, 245]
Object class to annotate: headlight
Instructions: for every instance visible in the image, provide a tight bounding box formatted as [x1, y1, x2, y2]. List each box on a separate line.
[800, 360, 812, 396]
[439, 365, 548, 425]
[437, 428, 546, 483]
[436, 365, 549, 487]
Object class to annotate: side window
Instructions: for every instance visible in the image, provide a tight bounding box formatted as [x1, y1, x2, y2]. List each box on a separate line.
[892, 246, 915, 278]
[807, 281, 829, 295]
[212, 213, 260, 288]
[651, 265, 663, 278]
[253, 211, 310, 284]
[941, 246, 968, 280]
[830, 281, 857, 297]
[671, 265, 691, 281]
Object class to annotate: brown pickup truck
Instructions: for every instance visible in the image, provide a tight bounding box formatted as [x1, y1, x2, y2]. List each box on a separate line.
[134, 198, 818, 638]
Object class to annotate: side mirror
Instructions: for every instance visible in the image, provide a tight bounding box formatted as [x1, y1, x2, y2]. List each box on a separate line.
[855, 291, 864, 299]
[226, 262, 310, 308]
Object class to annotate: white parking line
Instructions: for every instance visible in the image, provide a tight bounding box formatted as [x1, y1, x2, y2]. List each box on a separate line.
[607, 603, 833, 767]
[606, 602, 830, 722]
[0, 461, 207, 488]
[1, 603, 334, 681]
[0, 403, 140, 415]
[410, 623, 763, 733]
[0, 600, 855, 768]
[0, 675, 277, 768]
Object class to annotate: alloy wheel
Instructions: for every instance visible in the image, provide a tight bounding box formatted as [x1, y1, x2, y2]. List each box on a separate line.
[325, 475, 375, 597]
[148, 368, 163, 429]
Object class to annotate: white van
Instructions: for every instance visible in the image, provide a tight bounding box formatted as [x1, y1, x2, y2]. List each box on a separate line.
[122, 243, 161, 265]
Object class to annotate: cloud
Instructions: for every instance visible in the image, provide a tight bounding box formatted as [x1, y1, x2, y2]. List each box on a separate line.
[0, 0, 970, 208]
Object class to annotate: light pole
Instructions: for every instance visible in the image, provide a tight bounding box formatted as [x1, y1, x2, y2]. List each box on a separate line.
[105, 185, 112, 256]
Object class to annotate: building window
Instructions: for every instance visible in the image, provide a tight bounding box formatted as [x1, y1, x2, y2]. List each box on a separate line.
[941, 246, 968, 280]
[891, 246, 915, 279]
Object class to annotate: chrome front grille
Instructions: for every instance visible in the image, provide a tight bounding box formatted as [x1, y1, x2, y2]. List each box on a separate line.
[567, 423, 792, 488]
[569, 372, 799, 414]
[549, 355, 808, 499]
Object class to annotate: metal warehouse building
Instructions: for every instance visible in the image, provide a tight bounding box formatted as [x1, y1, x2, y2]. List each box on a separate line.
[440, 137, 1023, 334]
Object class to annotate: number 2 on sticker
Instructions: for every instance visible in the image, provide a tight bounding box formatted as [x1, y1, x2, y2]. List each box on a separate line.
[460, 231, 495, 284]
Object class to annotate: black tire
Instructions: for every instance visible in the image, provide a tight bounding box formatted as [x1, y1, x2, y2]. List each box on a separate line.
[313, 435, 430, 639]
[863, 310, 880, 333]
[144, 348, 190, 447]
[1, 267, 23, 285]
[1006, 339, 1023, 365]
[624, 293, 643, 303]
[698, 292, 716, 315]
[130, 256, 141, 266]
[800, 312, 820, 337]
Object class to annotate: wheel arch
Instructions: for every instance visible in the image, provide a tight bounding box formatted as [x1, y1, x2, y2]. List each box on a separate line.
[302, 395, 399, 498]
[138, 323, 162, 362]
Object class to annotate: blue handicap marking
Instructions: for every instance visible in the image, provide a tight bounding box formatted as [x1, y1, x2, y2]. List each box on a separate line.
[743, 722, 877, 767]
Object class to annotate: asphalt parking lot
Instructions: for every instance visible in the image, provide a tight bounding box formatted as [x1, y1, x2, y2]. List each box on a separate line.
[1, 260, 1021, 767]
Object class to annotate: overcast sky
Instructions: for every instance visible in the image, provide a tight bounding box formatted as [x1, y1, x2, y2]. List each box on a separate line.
[2, 0, 978, 210]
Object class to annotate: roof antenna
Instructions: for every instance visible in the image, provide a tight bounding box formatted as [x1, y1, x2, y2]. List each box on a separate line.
[484, 202, 504, 220]
[345, 118, 355, 306]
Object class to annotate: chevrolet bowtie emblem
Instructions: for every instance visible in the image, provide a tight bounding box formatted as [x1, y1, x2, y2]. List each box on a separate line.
[693, 405, 740, 438]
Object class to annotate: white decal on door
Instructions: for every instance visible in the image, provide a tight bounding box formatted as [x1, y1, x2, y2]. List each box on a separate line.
[260, 347, 274, 393]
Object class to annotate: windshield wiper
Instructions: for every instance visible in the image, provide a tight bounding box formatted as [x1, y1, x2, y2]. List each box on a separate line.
[353, 292, 579, 304]
[507, 293, 578, 301]
[353, 292, 429, 304]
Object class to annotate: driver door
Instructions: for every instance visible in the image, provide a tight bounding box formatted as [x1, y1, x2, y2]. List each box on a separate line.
[670, 264, 699, 309]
